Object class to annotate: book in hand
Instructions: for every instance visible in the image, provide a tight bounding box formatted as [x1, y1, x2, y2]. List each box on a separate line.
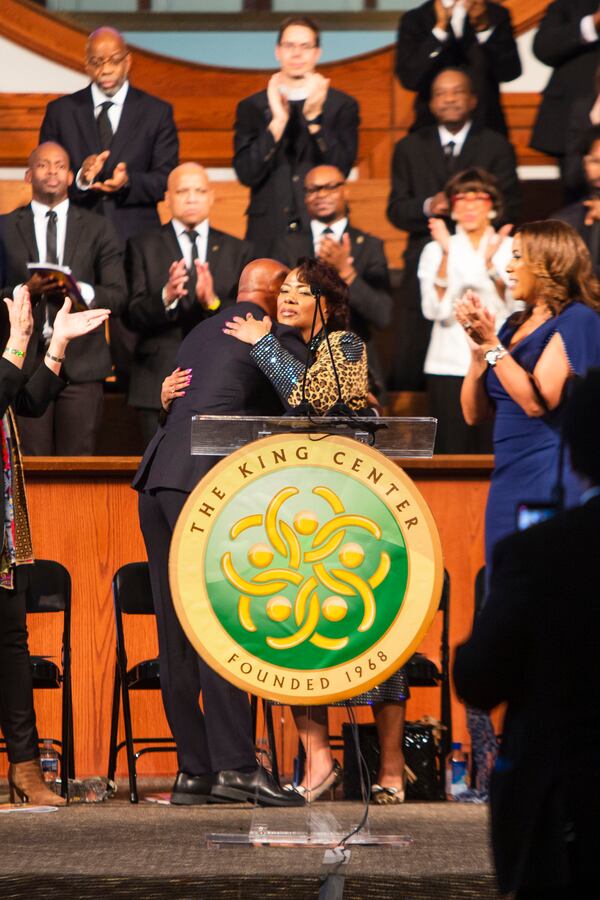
[26, 263, 87, 312]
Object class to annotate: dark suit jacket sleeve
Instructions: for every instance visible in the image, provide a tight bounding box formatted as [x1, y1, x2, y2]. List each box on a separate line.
[119, 102, 179, 207]
[233, 97, 279, 188]
[349, 239, 393, 330]
[39, 100, 59, 145]
[386, 140, 429, 233]
[471, 5, 521, 84]
[453, 532, 535, 711]
[395, 8, 447, 91]
[533, 0, 592, 68]
[0, 357, 64, 419]
[90, 219, 128, 316]
[315, 95, 359, 176]
[124, 236, 172, 333]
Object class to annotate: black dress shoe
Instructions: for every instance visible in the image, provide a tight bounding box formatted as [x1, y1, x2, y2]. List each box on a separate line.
[170, 771, 214, 805]
[211, 767, 305, 807]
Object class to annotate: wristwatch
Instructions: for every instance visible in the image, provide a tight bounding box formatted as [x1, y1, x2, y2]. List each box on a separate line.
[484, 344, 508, 367]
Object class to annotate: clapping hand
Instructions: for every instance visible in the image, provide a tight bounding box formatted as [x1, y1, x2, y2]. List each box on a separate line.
[583, 197, 600, 226]
[164, 259, 189, 305]
[484, 223, 513, 267]
[5, 285, 34, 341]
[223, 313, 272, 345]
[193, 261, 217, 308]
[434, 0, 453, 30]
[429, 217, 451, 253]
[303, 73, 330, 122]
[454, 289, 497, 345]
[161, 366, 192, 410]
[466, 0, 491, 32]
[318, 233, 354, 278]
[267, 73, 290, 124]
[80, 151, 110, 186]
[52, 298, 111, 343]
[90, 161, 129, 193]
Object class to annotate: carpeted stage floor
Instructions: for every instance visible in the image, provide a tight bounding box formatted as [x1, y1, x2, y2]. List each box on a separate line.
[0, 784, 502, 899]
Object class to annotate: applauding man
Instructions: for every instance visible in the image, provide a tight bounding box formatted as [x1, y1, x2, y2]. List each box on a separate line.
[234, 16, 359, 256]
[124, 163, 253, 444]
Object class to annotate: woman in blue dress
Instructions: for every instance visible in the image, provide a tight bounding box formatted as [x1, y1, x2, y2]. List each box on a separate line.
[454, 220, 600, 796]
[456, 219, 600, 574]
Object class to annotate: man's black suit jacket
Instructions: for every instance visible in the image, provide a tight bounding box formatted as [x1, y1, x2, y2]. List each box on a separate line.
[233, 88, 359, 255]
[270, 225, 392, 395]
[40, 85, 179, 242]
[395, 0, 521, 136]
[531, 0, 600, 158]
[0, 203, 126, 382]
[555, 200, 600, 275]
[133, 302, 306, 494]
[124, 222, 254, 410]
[387, 123, 521, 264]
[454, 495, 600, 894]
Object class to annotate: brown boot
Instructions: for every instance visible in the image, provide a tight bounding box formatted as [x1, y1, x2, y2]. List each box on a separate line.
[8, 759, 67, 806]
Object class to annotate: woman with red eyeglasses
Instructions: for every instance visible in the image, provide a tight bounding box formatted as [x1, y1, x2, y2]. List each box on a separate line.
[418, 167, 519, 453]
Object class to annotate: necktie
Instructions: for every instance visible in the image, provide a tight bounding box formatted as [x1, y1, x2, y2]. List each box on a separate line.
[444, 140, 457, 172]
[46, 210, 58, 264]
[184, 229, 199, 304]
[97, 101, 114, 151]
[322, 227, 334, 236]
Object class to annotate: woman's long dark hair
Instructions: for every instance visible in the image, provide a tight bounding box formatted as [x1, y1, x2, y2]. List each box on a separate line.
[515, 220, 600, 320]
[294, 257, 350, 332]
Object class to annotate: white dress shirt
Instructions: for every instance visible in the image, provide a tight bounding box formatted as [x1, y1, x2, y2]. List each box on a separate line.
[29, 198, 94, 305]
[433, 1, 494, 44]
[76, 81, 130, 190]
[418, 228, 519, 376]
[163, 218, 210, 312]
[311, 216, 348, 251]
[580, 15, 599, 44]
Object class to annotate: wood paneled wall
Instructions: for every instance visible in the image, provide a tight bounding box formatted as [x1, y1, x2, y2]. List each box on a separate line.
[0, 457, 491, 780]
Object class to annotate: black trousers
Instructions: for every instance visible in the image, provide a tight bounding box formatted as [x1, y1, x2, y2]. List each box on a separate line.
[17, 381, 104, 456]
[427, 375, 493, 454]
[138, 488, 256, 776]
[0, 587, 39, 763]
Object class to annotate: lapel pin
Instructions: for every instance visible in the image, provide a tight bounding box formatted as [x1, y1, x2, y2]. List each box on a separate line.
[212, 244, 219, 252]
[356, 235, 364, 244]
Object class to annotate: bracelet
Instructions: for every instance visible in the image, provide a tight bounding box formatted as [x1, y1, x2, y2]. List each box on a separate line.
[434, 277, 448, 289]
[45, 351, 65, 363]
[207, 295, 221, 312]
[4, 347, 26, 359]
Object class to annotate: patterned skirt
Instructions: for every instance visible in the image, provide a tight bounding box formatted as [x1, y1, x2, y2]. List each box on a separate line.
[331, 666, 410, 706]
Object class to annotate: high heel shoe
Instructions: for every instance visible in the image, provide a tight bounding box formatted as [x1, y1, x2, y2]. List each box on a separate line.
[9, 759, 67, 806]
[284, 760, 343, 803]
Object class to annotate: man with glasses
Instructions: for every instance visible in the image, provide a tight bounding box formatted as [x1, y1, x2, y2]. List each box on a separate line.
[39, 26, 179, 385]
[271, 164, 392, 401]
[234, 16, 359, 257]
[556, 125, 600, 275]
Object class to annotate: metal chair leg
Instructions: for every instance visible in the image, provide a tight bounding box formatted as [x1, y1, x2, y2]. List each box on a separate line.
[107, 663, 121, 782]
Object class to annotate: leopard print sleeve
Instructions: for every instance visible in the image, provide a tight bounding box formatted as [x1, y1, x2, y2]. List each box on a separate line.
[288, 330, 369, 414]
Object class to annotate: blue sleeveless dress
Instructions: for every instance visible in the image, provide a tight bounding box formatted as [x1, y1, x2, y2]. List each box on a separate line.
[485, 302, 600, 573]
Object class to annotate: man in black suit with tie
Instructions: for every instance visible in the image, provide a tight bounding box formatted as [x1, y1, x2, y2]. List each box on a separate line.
[531, 1, 600, 175]
[133, 258, 306, 807]
[0, 142, 126, 455]
[124, 163, 253, 445]
[39, 27, 179, 382]
[454, 370, 600, 898]
[395, 0, 521, 136]
[386, 67, 520, 390]
[271, 164, 392, 401]
[233, 16, 359, 257]
[555, 125, 600, 275]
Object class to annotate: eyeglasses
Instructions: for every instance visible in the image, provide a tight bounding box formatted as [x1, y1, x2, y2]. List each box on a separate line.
[305, 182, 344, 196]
[279, 42, 317, 52]
[451, 191, 492, 204]
[86, 51, 129, 70]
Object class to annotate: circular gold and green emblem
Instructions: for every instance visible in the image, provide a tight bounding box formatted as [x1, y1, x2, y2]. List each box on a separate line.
[170, 434, 443, 704]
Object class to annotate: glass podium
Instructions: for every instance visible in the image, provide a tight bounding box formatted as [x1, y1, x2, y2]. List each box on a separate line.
[187, 415, 437, 849]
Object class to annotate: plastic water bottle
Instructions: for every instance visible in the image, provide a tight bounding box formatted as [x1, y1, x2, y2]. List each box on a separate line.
[40, 740, 59, 788]
[446, 741, 469, 799]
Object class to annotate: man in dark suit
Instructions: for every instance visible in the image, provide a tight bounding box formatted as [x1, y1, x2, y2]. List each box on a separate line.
[271, 164, 392, 400]
[133, 258, 306, 807]
[386, 66, 520, 390]
[39, 27, 179, 382]
[0, 142, 126, 455]
[233, 15, 359, 257]
[454, 370, 600, 898]
[531, 1, 600, 170]
[555, 125, 600, 275]
[124, 163, 254, 445]
[395, 0, 521, 136]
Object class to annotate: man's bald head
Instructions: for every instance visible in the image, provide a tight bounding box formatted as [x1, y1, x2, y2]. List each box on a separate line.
[304, 165, 347, 224]
[165, 163, 214, 227]
[237, 259, 290, 317]
[85, 28, 131, 97]
[25, 142, 73, 207]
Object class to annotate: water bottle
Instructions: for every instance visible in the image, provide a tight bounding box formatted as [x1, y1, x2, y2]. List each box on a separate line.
[39, 739, 59, 789]
[445, 741, 469, 799]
